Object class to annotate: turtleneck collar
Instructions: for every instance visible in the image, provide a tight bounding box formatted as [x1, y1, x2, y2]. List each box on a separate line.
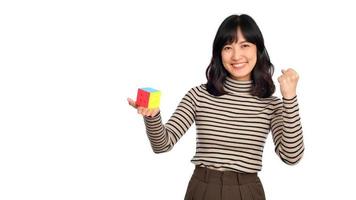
[223, 76, 253, 94]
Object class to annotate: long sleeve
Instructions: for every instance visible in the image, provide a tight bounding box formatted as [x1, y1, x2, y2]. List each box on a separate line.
[143, 87, 198, 153]
[270, 95, 305, 165]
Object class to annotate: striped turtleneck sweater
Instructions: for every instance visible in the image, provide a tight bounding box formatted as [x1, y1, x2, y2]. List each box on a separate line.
[143, 76, 304, 173]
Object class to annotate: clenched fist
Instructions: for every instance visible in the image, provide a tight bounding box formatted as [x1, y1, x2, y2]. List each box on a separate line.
[277, 68, 299, 99]
[127, 97, 160, 118]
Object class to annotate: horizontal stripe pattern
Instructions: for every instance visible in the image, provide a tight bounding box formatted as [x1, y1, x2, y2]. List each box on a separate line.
[143, 76, 304, 173]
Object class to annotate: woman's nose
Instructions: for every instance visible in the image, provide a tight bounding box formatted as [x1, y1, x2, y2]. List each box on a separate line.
[231, 49, 243, 60]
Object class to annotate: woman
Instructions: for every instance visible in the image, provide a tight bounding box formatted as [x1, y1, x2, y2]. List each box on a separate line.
[127, 14, 304, 200]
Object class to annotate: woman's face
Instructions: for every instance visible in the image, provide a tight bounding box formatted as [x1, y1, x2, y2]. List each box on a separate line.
[221, 28, 257, 81]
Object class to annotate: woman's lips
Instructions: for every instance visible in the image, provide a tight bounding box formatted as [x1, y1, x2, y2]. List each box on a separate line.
[232, 62, 247, 69]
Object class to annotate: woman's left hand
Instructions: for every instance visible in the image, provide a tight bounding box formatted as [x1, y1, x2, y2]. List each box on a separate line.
[278, 68, 299, 99]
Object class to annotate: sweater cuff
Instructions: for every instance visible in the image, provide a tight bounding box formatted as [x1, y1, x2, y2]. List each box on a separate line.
[282, 95, 297, 103]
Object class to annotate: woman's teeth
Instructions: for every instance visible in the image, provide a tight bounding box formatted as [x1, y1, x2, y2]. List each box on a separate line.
[233, 63, 246, 68]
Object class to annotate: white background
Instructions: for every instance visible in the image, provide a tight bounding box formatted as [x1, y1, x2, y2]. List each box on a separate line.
[1, 0, 355, 199]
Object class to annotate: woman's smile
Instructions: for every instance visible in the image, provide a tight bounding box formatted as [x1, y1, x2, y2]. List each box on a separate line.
[232, 62, 247, 69]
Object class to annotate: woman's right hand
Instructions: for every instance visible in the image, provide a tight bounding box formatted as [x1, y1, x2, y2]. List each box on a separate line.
[127, 97, 160, 118]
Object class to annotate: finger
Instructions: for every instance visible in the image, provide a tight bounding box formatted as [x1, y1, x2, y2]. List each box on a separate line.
[144, 108, 153, 116]
[285, 69, 299, 80]
[147, 108, 158, 117]
[285, 68, 296, 75]
[143, 108, 155, 117]
[127, 97, 137, 108]
[278, 76, 287, 84]
[277, 76, 283, 83]
[137, 107, 144, 114]
[287, 68, 295, 73]
[142, 108, 149, 116]
[150, 110, 157, 117]
[289, 69, 299, 79]
[148, 110, 154, 117]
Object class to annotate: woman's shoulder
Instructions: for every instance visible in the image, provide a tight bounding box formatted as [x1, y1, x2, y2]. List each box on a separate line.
[182, 84, 206, 100]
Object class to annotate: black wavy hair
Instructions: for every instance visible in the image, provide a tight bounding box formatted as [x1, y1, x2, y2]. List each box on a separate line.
[205, 14, 275, 98]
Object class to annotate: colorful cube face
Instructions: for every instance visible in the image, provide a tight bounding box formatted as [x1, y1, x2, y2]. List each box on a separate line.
[136, 87, 161, 109]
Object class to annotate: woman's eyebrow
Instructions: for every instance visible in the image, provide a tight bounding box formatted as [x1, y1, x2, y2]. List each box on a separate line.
[226, 41, 249, 45]
[238, 41, 249, 44]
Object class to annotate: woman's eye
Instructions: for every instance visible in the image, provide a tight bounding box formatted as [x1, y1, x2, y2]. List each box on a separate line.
[224, 46, 232, 50]
[242, 44, 249, 48]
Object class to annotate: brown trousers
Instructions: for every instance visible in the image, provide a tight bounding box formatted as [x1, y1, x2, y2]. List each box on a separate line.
[184, 166, 266, 200]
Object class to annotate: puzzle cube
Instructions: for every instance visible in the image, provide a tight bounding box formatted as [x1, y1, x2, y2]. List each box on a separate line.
[136, 87, 161, 109]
